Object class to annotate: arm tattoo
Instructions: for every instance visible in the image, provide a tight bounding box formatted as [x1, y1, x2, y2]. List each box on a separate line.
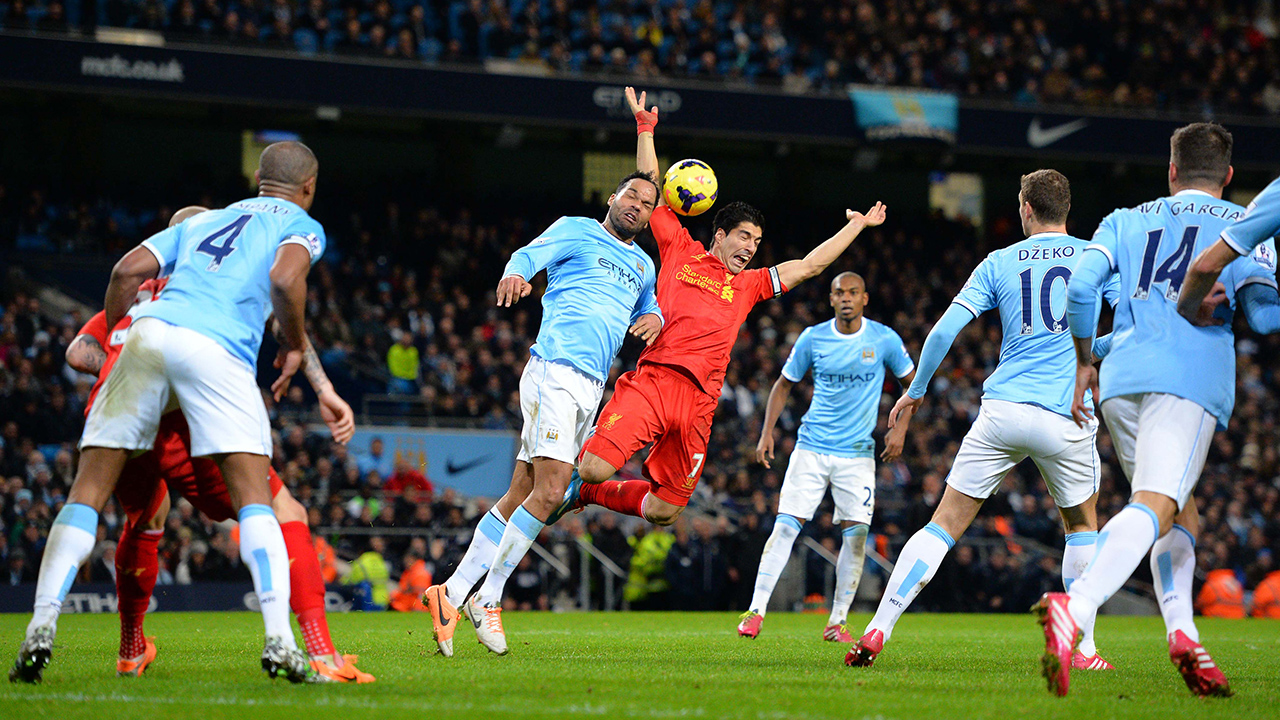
[72, 336, 107, 375]
[301, 338, 331, 392]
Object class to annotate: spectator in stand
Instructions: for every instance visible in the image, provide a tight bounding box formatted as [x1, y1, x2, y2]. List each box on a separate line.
[389, 541, 431, 612]
[344, 535, 391, 610]
[1197, 569, 1246, 618]
[356, 437, 395, 480]
[384, 456, 433, 498]
[387, 331, 420, 394]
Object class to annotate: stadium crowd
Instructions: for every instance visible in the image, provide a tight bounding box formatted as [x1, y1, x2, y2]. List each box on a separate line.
[2, 0, 1280, 116]
[3, 179, 1280, 617]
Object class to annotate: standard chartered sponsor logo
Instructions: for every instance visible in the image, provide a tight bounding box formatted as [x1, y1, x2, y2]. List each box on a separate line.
[80, 55, 185, 83]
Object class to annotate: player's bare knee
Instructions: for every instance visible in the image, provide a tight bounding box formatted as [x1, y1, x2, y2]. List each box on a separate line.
[647, 504, 683, 526]
[272, 489, 307, 525]
[577, 453, 615, 483]
[144, 494, 170, 531]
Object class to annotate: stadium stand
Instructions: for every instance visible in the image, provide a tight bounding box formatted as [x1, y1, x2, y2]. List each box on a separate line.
[0, 0, 1278, 115]
[3, 178, 1280, 614]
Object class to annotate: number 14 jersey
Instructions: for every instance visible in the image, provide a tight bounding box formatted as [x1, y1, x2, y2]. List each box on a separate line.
[1085, 189, 1275, 428]
[954, 231, 1120, 417]
[136, 196, 326, 367]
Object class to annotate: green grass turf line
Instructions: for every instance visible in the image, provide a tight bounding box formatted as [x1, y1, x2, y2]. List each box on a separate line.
[1, 612, 1277, 719]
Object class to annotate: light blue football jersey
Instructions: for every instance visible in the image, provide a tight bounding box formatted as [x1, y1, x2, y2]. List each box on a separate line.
[953, 232, 1121, 417]
[781, 318, 914, 459]
[1084, 190, 1274, 428]
[1222, 175, 1280, 256]
[136, 196, 325, 367]
[503, 216, 660, 383]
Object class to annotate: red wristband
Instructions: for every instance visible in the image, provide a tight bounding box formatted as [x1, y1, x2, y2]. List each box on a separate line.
[635, 109, 658, 135]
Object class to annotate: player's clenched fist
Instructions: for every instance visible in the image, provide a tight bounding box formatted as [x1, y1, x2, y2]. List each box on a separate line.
[846, 201, 887, 229]
[496, 274, 532, 307]
[628, 313, 662, 346]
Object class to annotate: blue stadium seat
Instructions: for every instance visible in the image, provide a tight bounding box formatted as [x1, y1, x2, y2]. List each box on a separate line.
[294, 28, 320, 54]
[419, 37, 442, 61]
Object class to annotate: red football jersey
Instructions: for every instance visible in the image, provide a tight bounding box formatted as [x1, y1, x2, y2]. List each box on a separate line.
[638, 206, 785, 397]
[78, 279, 167, 415]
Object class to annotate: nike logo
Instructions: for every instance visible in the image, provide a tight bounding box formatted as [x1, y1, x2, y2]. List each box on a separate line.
[446, 455, 491, 475]
[1027, 118, 1089, 148]
[434, 598, 452, 627]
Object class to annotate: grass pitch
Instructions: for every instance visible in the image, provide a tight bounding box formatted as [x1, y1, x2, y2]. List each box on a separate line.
[0, 611, 1276, 719]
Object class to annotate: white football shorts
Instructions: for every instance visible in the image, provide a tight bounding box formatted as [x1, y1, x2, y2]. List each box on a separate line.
[1100, 393, 1216, 510]
[777, 448, 876, 525]
[516, 354, 604, 466]
[946, 398, 1100, 509]
[80, 317, 272, 457]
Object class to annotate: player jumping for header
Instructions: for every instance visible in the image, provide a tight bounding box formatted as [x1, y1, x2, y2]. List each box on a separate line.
[739, 271, 915, 643]
[422, 169, 664, 657]
[563, 89, 885, 547]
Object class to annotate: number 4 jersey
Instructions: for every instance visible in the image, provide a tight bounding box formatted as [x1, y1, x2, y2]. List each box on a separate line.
[1085, 189, 1276, 428]
[954, 231, 1120, 417]
[136, 197, 326, 367]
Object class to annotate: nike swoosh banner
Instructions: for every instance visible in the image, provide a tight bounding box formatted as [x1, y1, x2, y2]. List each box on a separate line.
[849, 86, 958, 143]
[958, 104, 1280, 166]
[342, 426, 518, 497]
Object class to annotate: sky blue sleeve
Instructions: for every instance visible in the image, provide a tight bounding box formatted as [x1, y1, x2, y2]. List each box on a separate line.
[630, 271, 663, 325]
[1239, 282, 1280, 335]
[281, 216, 326, 266]
[1101, 272, 1121, 307]
[140, 225, 183, 277]
[952, 257, 997, 317]
[1091, 333, 1113, 360]
[1084, 212, 1121, 271]
[1067, 248, 1112, 339]
[906, 303, 974, 399]
[1222, 176, 1280, 256]
[882, 328, 915, 379]
[503, 217, 579, 280]
[780, 329, 813, 383]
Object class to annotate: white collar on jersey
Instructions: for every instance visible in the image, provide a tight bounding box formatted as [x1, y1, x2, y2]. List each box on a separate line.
[829, 318, 868, 339]
[1174, 189, 1215, 198]
[1025, 231, 1067, 240]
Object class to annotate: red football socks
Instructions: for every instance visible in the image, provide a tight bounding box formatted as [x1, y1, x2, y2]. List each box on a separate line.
[580, 480, 650, 519]
[281, 521, 338, 662]
[115, 523, 162, 660]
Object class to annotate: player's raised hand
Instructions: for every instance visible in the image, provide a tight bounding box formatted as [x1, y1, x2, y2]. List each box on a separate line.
[625, 87, 659, 131]
[755, 431, 775, 468]
[496, 275, 532, 307]
[1070, 363, 1100, 428]
[271, 348, 303, 401]
[629, 312, 662, 346]
[1188, 282, 1229, 327]
[318, 387, 355, 444]
[847, 202, 887, 228]
[887, 392, 922, 429]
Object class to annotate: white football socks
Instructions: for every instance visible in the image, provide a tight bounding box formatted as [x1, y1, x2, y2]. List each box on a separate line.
[865, 522, 953, 641]
[748, 515, 802, 615]
[474, 505, 544, 607]
[238, 504, 297, 648]
[830, 524, 869, 626]
[445, 507, 508, 607]
[1062, 531, 1099, 656]
[1152, 523, 1199, 643]
[1067, 503, 1160, 628]
[28, 503, 99, 637]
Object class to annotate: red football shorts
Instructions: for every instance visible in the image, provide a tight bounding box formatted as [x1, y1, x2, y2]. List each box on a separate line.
[116, 411, 285, 524]
[583, 363, 717, 507]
